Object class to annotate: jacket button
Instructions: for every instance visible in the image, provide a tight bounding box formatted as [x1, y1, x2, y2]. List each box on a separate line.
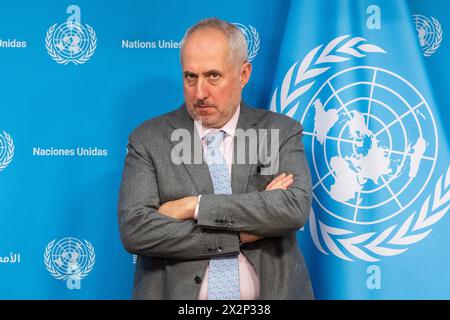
[203, 248, 209, 254]
[195, 276, 202, 284]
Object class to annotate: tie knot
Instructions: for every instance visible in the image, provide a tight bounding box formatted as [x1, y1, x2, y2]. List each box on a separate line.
[204, 130, 226, 148]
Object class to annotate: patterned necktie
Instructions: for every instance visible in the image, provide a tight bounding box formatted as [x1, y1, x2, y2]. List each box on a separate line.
[203, 130, 240, 300]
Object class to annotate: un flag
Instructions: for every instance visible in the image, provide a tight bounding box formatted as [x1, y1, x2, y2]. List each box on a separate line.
[270, 0, 450, 299]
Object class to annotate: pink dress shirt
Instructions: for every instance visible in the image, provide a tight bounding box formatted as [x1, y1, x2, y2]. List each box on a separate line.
[194, 105, 260, 300]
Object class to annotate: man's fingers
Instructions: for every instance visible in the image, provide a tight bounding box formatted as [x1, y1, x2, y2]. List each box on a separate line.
[266, 174, 294, 190]
[281, 175, 294, 187]
[276, 176, 293, 189]
[266, 173, 286, 189]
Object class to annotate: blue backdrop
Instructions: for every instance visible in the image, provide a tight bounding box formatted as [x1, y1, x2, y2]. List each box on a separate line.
[0, 0, 448, 299]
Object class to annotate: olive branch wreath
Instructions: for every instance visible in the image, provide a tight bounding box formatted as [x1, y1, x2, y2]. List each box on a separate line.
[423, 17, 443, 57]
[270, 34, 450, 261]
[247, 25, 260, 62]
[0, 131, 14, 172]
[45, 23, 97, 65]
[309, 166, 449, 262]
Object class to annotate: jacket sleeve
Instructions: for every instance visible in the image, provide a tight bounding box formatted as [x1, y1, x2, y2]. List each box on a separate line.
[118, 130, 240, 260]
[196, 121, 312, 238]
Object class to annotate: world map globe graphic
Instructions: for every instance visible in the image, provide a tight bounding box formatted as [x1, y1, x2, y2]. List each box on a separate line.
[300, 66, 438, 225]
[52, 22, 90, 59]
[51, 237, 89, 275]
[413, 14, 437, 51]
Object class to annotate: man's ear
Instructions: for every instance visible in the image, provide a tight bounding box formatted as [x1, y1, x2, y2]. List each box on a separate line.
[240, 62, 252, 88]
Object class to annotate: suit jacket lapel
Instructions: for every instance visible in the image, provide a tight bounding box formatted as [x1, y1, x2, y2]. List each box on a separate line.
[231, 103, 259, 194]
[168, 105, 214, 195]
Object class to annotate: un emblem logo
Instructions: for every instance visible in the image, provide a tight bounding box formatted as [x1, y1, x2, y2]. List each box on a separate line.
[46, 5, 96, 65]
[46, 22, 96, 65]
[271, 35, 449, 262]
[233, 23, 260, 62]
[413, 14, 443, 57]
[44, 237, 95, 289]
[0, 131, 14, 172]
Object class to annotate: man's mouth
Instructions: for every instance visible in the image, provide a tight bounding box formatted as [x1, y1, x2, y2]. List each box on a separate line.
[195, 106, 216, 112]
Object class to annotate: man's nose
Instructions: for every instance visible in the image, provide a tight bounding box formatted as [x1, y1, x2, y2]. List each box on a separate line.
[195, 79, 208, 100]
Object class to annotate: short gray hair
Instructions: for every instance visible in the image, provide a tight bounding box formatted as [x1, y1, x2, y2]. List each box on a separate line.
[180, 17, 248, 64]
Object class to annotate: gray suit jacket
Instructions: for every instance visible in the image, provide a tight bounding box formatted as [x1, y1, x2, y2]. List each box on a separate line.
[118, 102, 314, 299]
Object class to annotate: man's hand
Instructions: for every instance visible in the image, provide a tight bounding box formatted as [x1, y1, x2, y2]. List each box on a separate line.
[158, 196, 198, 220]
[265, 173, 294, 191]
[240, 173, 294, 244]
[239, 232, 264, 244]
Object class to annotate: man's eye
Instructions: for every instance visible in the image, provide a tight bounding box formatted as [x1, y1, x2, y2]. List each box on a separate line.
[185, 74, 197, 80]
[209, 73, 220, 80]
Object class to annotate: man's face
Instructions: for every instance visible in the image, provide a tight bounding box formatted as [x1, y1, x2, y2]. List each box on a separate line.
[181, 28, 251, 128]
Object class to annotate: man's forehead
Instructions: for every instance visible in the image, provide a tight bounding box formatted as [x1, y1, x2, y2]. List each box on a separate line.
[185, 28, 228, 46]
[182, 60, 230, 74]
[181, 29, 232, 65]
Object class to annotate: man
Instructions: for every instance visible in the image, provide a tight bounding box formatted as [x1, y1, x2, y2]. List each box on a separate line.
[118, 18, 314, 300]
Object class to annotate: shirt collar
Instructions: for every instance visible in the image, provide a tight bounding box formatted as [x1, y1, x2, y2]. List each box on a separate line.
[194, 104, 240, 140]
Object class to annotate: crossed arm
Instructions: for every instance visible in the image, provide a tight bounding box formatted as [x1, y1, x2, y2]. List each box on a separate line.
[118, 121, 311, 260]
[158, 173, 294, 243]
